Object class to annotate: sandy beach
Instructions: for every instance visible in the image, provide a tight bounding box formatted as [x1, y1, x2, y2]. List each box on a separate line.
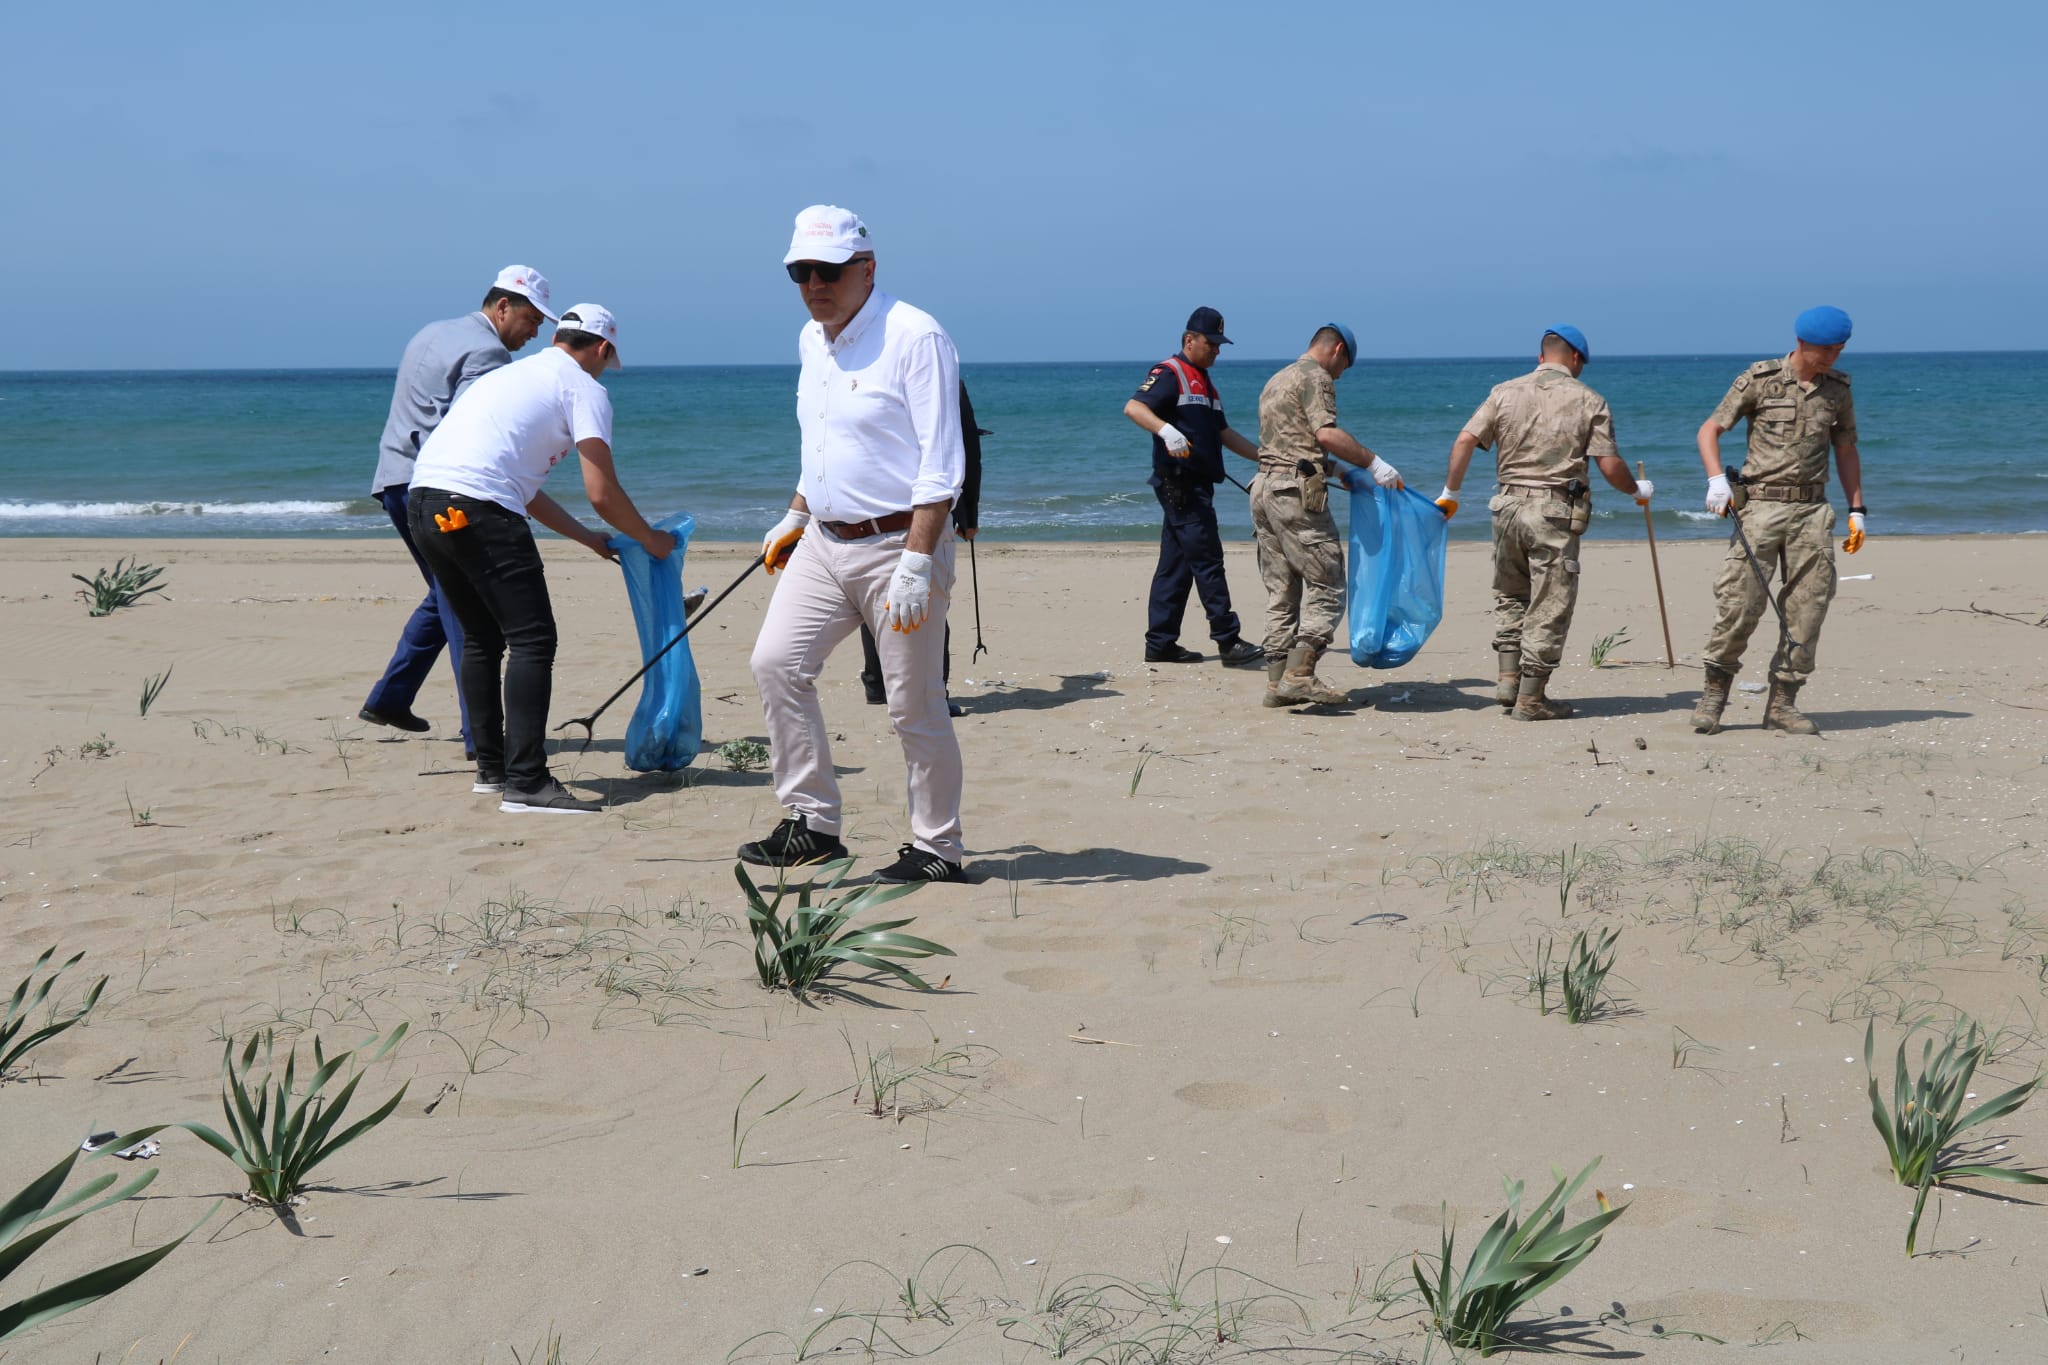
[4, 532, 2046, 1364]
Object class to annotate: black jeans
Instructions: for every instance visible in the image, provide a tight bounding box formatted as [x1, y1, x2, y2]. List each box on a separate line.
[408, 490, 558, 790]
[1146, 480, 1241, 651]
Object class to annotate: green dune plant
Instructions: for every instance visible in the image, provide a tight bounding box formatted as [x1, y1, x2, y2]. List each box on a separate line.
[1, 948, 107, 1082]
[1413, 1157, 1626, 1357]
[1865, 1018, 2048, 1255]
[715, 738, 769, 773]
[1561, 926, 1620, 1023]
[182, 1024, 409, 1207]
[1, 1140, 213, 1340]
[737, 860, 953, 999]
[1587, 626, 1631, 667]
[72, 558, 167, 617]
[139, 665, 174, 717]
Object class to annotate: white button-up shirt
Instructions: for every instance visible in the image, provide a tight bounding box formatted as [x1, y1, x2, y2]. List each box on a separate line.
[795, 289, 963, 523]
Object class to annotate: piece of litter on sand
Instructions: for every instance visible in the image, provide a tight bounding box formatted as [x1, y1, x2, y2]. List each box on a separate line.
[1737, 682, 1766, 693]
[1024, 1258, 1038, 1265]
[1839, 573, 1873, 581]
[114, 1138, 160, 1160]
[79, 1131, 120, 1153]
[1068, 1034, 1138, 1047]
[1352, 912, 1406, 927]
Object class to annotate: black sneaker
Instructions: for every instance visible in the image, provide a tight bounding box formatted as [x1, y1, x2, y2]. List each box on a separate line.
[359, 704, 430, 733]
[473, 768, 507, 795]
[499, 779, 601, 815]
[1217, 638, 1263, 667]
[1143, 643, 1203, 664]
[861, 674, 888, 706]
[874, 844, 968, 884]
[737, 813, 849, 867]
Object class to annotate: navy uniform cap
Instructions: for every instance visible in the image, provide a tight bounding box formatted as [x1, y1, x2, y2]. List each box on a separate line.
[1185, 306, 1231, 344]
[1795, 306, 1852, 346]
[1544, 325, 1590, 362]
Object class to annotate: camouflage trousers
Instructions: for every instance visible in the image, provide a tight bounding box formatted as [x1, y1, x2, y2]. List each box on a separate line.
[1489, 494, 1581, 676]
[1249, 472, 1344, 656]
[1703, 499, 1836, 684]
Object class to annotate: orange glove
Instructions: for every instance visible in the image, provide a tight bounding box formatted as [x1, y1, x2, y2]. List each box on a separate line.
[1434, 485, 1459, 518]
[762, 509, 810, 574]
[1842, 510, 1866, 554]
[433, 506, 469, 533]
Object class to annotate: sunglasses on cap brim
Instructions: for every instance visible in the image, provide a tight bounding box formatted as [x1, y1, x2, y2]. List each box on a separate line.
[786, 258, 868, 284]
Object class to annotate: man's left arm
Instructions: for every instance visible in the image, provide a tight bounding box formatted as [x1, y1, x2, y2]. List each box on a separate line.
[1220, 427, 1260, 462]
[884, 333, 962, 630]
[1833, 386, 1865, 551]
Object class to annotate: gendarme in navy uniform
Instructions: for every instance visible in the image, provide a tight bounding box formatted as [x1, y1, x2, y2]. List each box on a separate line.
[1121, 306, 1263, 666]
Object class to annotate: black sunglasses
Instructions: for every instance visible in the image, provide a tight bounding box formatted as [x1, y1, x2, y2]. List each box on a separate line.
[786, 258, 865, 284]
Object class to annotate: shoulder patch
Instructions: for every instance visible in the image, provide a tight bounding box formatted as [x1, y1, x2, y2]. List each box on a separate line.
[1823, 368, 1852, 386]
[1731, 372, 1752, 392]
[1748, 359, 1781, 376]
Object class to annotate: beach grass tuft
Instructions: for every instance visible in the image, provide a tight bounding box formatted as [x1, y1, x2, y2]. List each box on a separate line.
[1588, 627, 1631, 667]
[715, 739, 769, 773]
[72, 557, 167, 617]
[138, 665, 173, 717]
[1, 947, 108, 1081]
[737, 859, 953, 999]
[1865, 1017, 2048, 1255]
[1414, 1158, 1625, 1357]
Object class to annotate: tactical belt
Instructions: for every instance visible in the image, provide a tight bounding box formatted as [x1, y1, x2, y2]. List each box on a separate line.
[1748, 482, 1827, 503]
[1499, 483, 1573, 500]
[819, 510, 915, 540]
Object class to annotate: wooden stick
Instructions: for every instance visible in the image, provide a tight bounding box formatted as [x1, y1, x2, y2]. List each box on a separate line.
[1639, 460, 1675, 668]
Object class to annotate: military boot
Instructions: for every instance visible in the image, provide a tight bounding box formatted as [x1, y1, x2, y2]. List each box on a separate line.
[1495, 649, 1522, 708]
[1510, 671, 1574, 721]
[1690, 666, 1734, 734]
[1273, 644, 1350, 706]
[1261, 654, 1291, 709]
[1763, 679, 1820, 736]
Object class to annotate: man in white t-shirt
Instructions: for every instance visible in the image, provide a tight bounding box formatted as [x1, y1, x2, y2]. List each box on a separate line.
[410, 304, 675, 814]
[742, 205, 970, 883]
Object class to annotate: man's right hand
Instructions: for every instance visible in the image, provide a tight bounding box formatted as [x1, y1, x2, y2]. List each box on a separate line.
[762, 508, 810, 573]
[1158, 424, 1191, 459]
[1434, 485, 1459, 518]
[1705, 474, 1732, 517]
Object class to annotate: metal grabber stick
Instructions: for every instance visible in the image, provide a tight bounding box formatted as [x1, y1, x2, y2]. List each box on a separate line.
[967, 536, 989, 662]
[1724, 496, 1807, 664]
[1639, 460, 1675, 668]
[555, 552, 766, 751]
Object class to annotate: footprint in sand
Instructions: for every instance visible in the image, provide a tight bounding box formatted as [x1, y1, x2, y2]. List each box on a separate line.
[1174, 1081, 1280, 1111]
[981, 934, 1117, 953]
[1271, 1102, 1354, 1135]
[1013, 1185, 1149, 1218]
[1003, 966, 1110, 993]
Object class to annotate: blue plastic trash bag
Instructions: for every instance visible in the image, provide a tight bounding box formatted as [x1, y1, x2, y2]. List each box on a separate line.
[1341, 473, 1450, 669]
[610, 512, 701, 771]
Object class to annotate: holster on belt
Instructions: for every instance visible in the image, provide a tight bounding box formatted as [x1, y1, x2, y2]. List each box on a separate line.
[1564, 478, 1591, 536]
[1297, 458, 1334, 514]
[1726, 467, 1750, 513]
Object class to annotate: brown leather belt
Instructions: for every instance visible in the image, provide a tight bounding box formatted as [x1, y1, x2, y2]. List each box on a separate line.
[1749, 483, 1826, 503]
[1499, 483, 1572, 500]
[818, 510, 914, 540]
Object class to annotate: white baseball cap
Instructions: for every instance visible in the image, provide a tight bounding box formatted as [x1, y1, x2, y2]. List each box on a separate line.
[782, 205, 873, 264]
[557, 304, 622, 370]
[493, 265, 559, 321]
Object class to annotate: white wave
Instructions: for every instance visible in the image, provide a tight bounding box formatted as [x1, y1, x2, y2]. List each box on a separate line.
[1675, 509, 1721, 521]
[0, 499, 362, 519]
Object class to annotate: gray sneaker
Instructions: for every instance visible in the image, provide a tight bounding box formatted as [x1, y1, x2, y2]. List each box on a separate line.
[499, 779, 601, 815]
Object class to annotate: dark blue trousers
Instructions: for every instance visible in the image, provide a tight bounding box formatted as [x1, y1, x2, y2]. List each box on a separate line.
[364, 485, 472, 749]
[1145, 480, 1242, 651]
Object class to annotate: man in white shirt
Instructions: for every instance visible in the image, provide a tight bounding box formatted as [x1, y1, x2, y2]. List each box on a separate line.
[410, 305, 675, 815]
[743, 205, 969, 883]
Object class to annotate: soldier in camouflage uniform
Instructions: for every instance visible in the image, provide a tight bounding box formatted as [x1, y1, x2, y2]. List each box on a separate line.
[1438, 326, 1650, 720]
[1691, 306, 1866, 737]
[1251, 324, 1403, 707]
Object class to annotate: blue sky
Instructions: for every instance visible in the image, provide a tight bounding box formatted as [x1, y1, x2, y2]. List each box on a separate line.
[4, 0, 2041, 369]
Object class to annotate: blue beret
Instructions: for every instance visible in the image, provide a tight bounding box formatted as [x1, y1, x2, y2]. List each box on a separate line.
[1543, 324, 1590, 362]
[1328, 322, 1359, 369]
[1795, 306, 1852, 346]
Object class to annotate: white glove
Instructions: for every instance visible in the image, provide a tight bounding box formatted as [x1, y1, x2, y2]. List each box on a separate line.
[1158, 424, 1191, 459]
[1705, 474, 1731, 516]
[1633, 478, 1655, 505]
[762, 508, 810, 574]
[1369, 457, 1404, 490]
[882, 550, 934, 632]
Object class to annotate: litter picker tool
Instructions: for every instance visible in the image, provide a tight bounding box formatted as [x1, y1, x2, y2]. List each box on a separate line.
[555, 553, 765, 751]
[968, 536, 989, 662]
[1723, 489, 1806, 663]
[1639, 460, 1675, 668]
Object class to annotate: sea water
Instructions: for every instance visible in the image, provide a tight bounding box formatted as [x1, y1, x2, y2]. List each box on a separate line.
[1, 352, 2042, 542]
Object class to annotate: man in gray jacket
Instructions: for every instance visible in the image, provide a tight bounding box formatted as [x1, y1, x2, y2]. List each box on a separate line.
[360, 266, 556, 741]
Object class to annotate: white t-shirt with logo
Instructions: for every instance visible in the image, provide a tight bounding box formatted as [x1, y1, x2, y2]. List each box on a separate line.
[410, 346, 613, 514]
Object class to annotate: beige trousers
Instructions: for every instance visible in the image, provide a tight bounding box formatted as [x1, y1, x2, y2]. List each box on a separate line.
[1703, 500, 1836, 684]
[749, 527, 963, 864]
[1489, 494, 1582, 676]
[1249, 472, 1345, 656]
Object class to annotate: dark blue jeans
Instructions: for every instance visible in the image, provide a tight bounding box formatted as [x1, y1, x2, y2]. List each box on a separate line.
[1146, 480, 1241, 651]
[364, 485, 472, 749]
[409, 491, 558, 790]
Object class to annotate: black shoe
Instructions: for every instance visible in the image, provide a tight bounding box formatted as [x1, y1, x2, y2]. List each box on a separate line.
[499, 778, 601, 815]
[947, 700, 966, 718]
[473, 767, 507, 795]
[359, 704, 430, 733]
[1144, 644, 1203, 664]
[738, 813, 849, 868]
[874, 844, 967, 884]
[1217, 638, 1263, 667]
[861, 674, 887, 706]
